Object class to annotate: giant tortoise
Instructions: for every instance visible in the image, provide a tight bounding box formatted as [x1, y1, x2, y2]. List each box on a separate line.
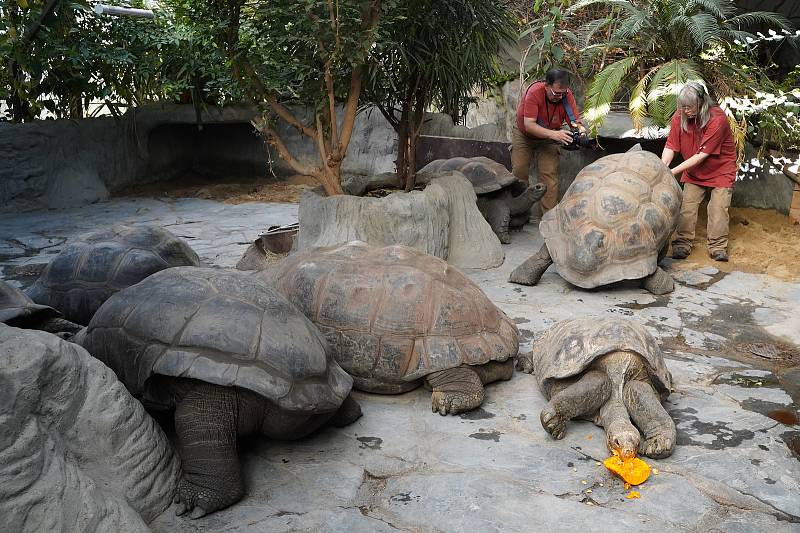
[28, 224, 200, 324]
[517, 317, 676, 459]
[418, 156, 546, 243]
[0, 279, 81, 336]
[509, 147, 681, 294]
[77, 267, 361, 518]
[260, 241, 519, 415]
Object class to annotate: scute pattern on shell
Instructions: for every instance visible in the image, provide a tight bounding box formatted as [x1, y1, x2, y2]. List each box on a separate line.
[0, 280, 58, 325]
[532, 318, 672, 398]
[417, 156, 517, 194]
[264, 241, 519, 387]
[81, 267, 352, 413]
[28, 224, 200, 324]
[540, 151, 682, 288]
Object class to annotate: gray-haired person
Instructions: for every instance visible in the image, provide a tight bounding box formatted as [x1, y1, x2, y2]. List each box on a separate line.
[661, 81, 738, 262]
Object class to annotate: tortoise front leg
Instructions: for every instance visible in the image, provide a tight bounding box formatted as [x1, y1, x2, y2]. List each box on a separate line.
[623, 380, 676, 459]
[173, 382, 245, 518]
[425, 366, 485, 415]
[509, 243, 553, 286]
[641, 267, 674, 295]
[540, 370, 611, 440]
[478, 196, 512, 244]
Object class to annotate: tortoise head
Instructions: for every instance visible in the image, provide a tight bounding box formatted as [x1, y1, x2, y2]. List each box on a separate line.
[607, 420, 641, 460]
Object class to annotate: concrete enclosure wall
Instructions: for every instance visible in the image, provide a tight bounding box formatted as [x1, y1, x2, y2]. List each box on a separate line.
[0, 100, 795, 214]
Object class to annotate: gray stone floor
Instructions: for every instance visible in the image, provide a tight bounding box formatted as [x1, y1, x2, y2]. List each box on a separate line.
[1, 197, 798, 532]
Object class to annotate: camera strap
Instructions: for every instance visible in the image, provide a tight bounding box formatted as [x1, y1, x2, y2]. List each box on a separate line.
[526, 80, 576, 129]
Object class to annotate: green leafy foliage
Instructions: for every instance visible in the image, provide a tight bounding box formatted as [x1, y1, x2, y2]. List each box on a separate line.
[566, 0, 795, 136]
[0, 0, 235, 121]
[363, 0, 516, 188]
[517, 0, 581, 82]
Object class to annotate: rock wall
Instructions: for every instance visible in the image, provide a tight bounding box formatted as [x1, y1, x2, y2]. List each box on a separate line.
[0, 97, 795, 214]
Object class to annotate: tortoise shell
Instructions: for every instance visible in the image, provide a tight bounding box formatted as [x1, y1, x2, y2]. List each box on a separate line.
[0, 279, 60, 326]
[418, 156, 517, 194]
[80, 267, 352, 413]
[28, 224, 200, 324]
[262, 241, 519, 390]
[532, 318, 672, 399]
[540, 150, 681, 288]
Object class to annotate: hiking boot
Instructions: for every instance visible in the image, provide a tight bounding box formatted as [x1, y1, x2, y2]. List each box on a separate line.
[671, 246, 690, 260]
[711, 250, 729, 262]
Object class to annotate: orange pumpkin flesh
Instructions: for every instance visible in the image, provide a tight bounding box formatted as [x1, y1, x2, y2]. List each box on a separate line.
[603, 454, 651, 486]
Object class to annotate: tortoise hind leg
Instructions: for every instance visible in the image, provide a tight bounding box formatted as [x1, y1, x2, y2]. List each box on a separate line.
[425, 366, 485, 416]
[327, 394, 363, 427]
[509, 243, 553, 286]
[623, 380, 676, 458]
[641, 267, 674, 295]
[472, 359, 515, 384]
[541, 370, 611, 440]
[173, 381, 246, 518]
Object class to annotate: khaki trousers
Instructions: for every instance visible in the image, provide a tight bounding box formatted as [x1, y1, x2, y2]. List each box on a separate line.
[672, 182, 733, 253]
[511, 127, 561, 211]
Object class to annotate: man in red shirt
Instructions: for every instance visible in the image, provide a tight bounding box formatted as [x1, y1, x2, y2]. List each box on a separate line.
[662, 81, 738, 262]
[512, 68, 586, 212]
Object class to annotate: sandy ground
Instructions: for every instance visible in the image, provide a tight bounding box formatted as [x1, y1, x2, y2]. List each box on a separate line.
[118, 173, 320, 204]
[119, 174, 800, 282]
[674, 205, 800, 281]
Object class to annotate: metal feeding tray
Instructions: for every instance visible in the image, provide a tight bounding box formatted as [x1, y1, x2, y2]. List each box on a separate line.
[257, 223, 299, 254]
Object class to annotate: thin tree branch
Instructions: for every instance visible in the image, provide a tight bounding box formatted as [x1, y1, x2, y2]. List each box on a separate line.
[335, 66, 363, 161]
[325, 62, 339, 151]
[252, 119, 315, 177]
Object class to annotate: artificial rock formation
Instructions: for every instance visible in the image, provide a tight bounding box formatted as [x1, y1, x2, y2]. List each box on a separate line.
[296, 172, 504, 269]
[0, 324, 180, 533]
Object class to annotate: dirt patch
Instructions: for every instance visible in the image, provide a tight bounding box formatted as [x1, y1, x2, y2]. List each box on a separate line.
[671, 206, 800, 281]
[117, 173, 320, 204]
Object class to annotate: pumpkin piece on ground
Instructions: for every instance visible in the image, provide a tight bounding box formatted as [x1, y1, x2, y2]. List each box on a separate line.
[626, 491, 641, 499]
[603, 454, 651, 486]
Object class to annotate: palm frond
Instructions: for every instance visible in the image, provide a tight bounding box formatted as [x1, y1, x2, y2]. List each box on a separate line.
[629, 66, 656, 132]
[686, 13, 721, 49]
[613, 11, 648, 41]
[576, 18, 614, 48]
[567, 0, 638, 16]
[684, 0, 734, 20]
[584, 55, 638, 133]
[726, 12, 793, 31]
[647, 59, 703, 126]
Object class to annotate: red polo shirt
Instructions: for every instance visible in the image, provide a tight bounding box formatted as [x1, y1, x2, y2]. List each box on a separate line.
[516, 81, 583, 137]
[665, 106, 737, 188]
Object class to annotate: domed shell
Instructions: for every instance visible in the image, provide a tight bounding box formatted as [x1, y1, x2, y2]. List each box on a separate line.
[262, 241, 519, 388]
[532, 318, 672, 399]
[80, 267, 352, 413]
[28, 224, 200, 324]
[540, 151, 682, 288]
[0, 280, 59, 326]
[418, 156, 517, 194]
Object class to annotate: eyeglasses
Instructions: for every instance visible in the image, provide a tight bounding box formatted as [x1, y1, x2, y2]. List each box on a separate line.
[678, 106, 697, 112]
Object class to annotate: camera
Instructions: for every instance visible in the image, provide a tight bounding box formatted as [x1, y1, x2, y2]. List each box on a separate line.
[562, 129, 590, 151]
